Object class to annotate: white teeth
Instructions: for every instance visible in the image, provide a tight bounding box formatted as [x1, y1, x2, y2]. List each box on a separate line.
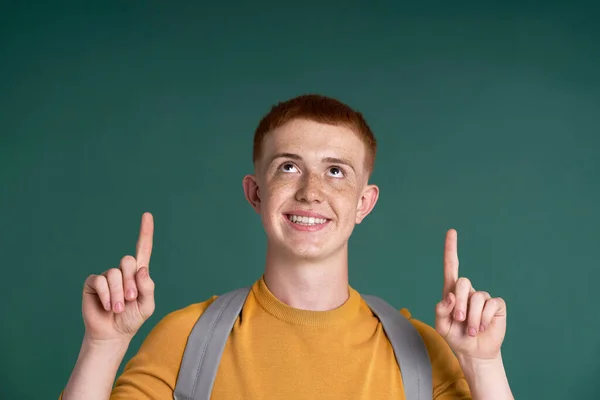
[287, 214, 328, 225]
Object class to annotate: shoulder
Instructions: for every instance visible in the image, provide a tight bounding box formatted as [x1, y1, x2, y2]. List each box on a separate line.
[132, 295, 220, 365]
[112, 296, 221, 397]
[147, 296, 219, 341]
[397, 308, 452, 362]
[399, 309, 443, 351]
[142, 286, 252, 349]
[398, 309, 472, 398]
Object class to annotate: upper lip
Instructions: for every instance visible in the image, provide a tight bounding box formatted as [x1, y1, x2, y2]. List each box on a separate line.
[284, 210, 331, 220]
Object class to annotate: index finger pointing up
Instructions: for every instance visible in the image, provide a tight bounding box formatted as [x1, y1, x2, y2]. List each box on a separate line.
[136, 212, 154, 270]
[443, 228, 459, 298]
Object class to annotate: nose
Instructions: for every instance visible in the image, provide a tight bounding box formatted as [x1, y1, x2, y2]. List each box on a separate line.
[295, 173, 324, 204]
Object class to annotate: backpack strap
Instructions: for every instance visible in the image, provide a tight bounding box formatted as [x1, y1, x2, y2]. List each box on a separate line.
[174, 289, 432, 400]
[174, 287, 251, 400]
[363, 295, 433, 400]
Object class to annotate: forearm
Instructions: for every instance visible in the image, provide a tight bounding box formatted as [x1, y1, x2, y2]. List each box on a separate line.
[62, 337, 130, 400]
[459, 353, 514, 400]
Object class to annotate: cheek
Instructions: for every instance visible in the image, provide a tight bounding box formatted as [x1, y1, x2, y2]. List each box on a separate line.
[329, 183, 361, 217]
[261, 179, 294, 212]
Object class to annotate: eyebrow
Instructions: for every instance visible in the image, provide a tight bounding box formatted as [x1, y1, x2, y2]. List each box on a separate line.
[269, 152, 356, 173]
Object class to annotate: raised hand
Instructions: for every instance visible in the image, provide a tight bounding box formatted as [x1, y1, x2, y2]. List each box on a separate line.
[81, 212, 156, 343]
[435, 229, 507, 360]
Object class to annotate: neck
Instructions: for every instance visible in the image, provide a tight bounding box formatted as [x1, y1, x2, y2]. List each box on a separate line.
[263, 244, 349, 311]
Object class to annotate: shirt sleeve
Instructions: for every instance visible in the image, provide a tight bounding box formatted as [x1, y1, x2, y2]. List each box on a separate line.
[402, 310, 472, 400]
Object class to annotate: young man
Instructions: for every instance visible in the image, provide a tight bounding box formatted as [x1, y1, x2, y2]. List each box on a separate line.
[61, 95, 514, 399]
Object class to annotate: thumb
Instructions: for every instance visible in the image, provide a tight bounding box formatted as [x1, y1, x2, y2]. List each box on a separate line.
[135, 267, 155, 320]
[435, 292, 455, 335]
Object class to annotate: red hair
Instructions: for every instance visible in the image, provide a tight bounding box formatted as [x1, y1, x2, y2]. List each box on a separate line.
[253, 94, 377, 173]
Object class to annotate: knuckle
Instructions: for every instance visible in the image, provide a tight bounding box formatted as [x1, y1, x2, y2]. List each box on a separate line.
[86, 274, 101, 287]
[459, 277, 471, 286]
[93, 275, 107, 289]
[493, 297, 506, 308]
[84, 274, 96, 285]
[472, 291, 488, 302]
[84, 274, 100, 292]
[436, 305, 450, 318]
[456, 277, 471, 290]
[106, 268, 118, 279]
[142, 278, 155, 292]
[435, 301, 445, 314]
[105, 268, 123, 287]
[120, 255, 137, 268]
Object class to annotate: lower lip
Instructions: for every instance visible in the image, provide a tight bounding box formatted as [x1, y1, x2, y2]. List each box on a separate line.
[283, 215, 331, 232]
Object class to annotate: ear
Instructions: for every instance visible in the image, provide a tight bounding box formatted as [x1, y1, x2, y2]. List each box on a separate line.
[243, 174, 261, 214]
[355, 184, 379, 224]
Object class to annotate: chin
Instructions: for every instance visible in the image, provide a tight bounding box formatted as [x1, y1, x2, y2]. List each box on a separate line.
[265, 238, 323, 260]
[283, 240, 344, 261]
[288, 246, 325, 260]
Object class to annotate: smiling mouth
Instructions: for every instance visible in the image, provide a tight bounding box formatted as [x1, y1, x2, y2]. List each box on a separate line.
[285, 214, 329, 226]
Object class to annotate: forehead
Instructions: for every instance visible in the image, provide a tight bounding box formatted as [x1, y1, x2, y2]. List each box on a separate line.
[261, 119, 366, 164]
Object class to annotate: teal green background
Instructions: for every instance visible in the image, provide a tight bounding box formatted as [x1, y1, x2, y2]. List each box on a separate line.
[1, 1, 599, 398]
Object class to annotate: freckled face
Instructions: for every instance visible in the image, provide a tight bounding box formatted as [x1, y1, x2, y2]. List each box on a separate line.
[243, 119, 379, 261]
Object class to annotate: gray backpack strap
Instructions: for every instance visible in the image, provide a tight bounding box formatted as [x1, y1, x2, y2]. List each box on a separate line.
[363, 295, 433, 400]
[174, 287, 251, 400]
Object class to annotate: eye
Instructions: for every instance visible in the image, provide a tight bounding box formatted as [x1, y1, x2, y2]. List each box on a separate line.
[279, 163, 298, 173]
[327, 166, 344, 178]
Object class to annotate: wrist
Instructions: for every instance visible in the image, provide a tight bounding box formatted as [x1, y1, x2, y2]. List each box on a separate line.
[81, 334, 131, 356]
[62, 337, 130, 400]
[457, 352, 513, 400]
[457, 352, 503, 372]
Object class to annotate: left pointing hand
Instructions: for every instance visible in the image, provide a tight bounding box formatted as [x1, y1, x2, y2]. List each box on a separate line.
[435, 229, 507, 360]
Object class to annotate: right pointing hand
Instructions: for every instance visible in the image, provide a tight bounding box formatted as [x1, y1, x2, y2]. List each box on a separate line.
[82, 212, 156, 343]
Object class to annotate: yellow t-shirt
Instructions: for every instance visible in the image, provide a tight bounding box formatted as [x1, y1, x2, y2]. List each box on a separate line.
[67, 277, 472, 399]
